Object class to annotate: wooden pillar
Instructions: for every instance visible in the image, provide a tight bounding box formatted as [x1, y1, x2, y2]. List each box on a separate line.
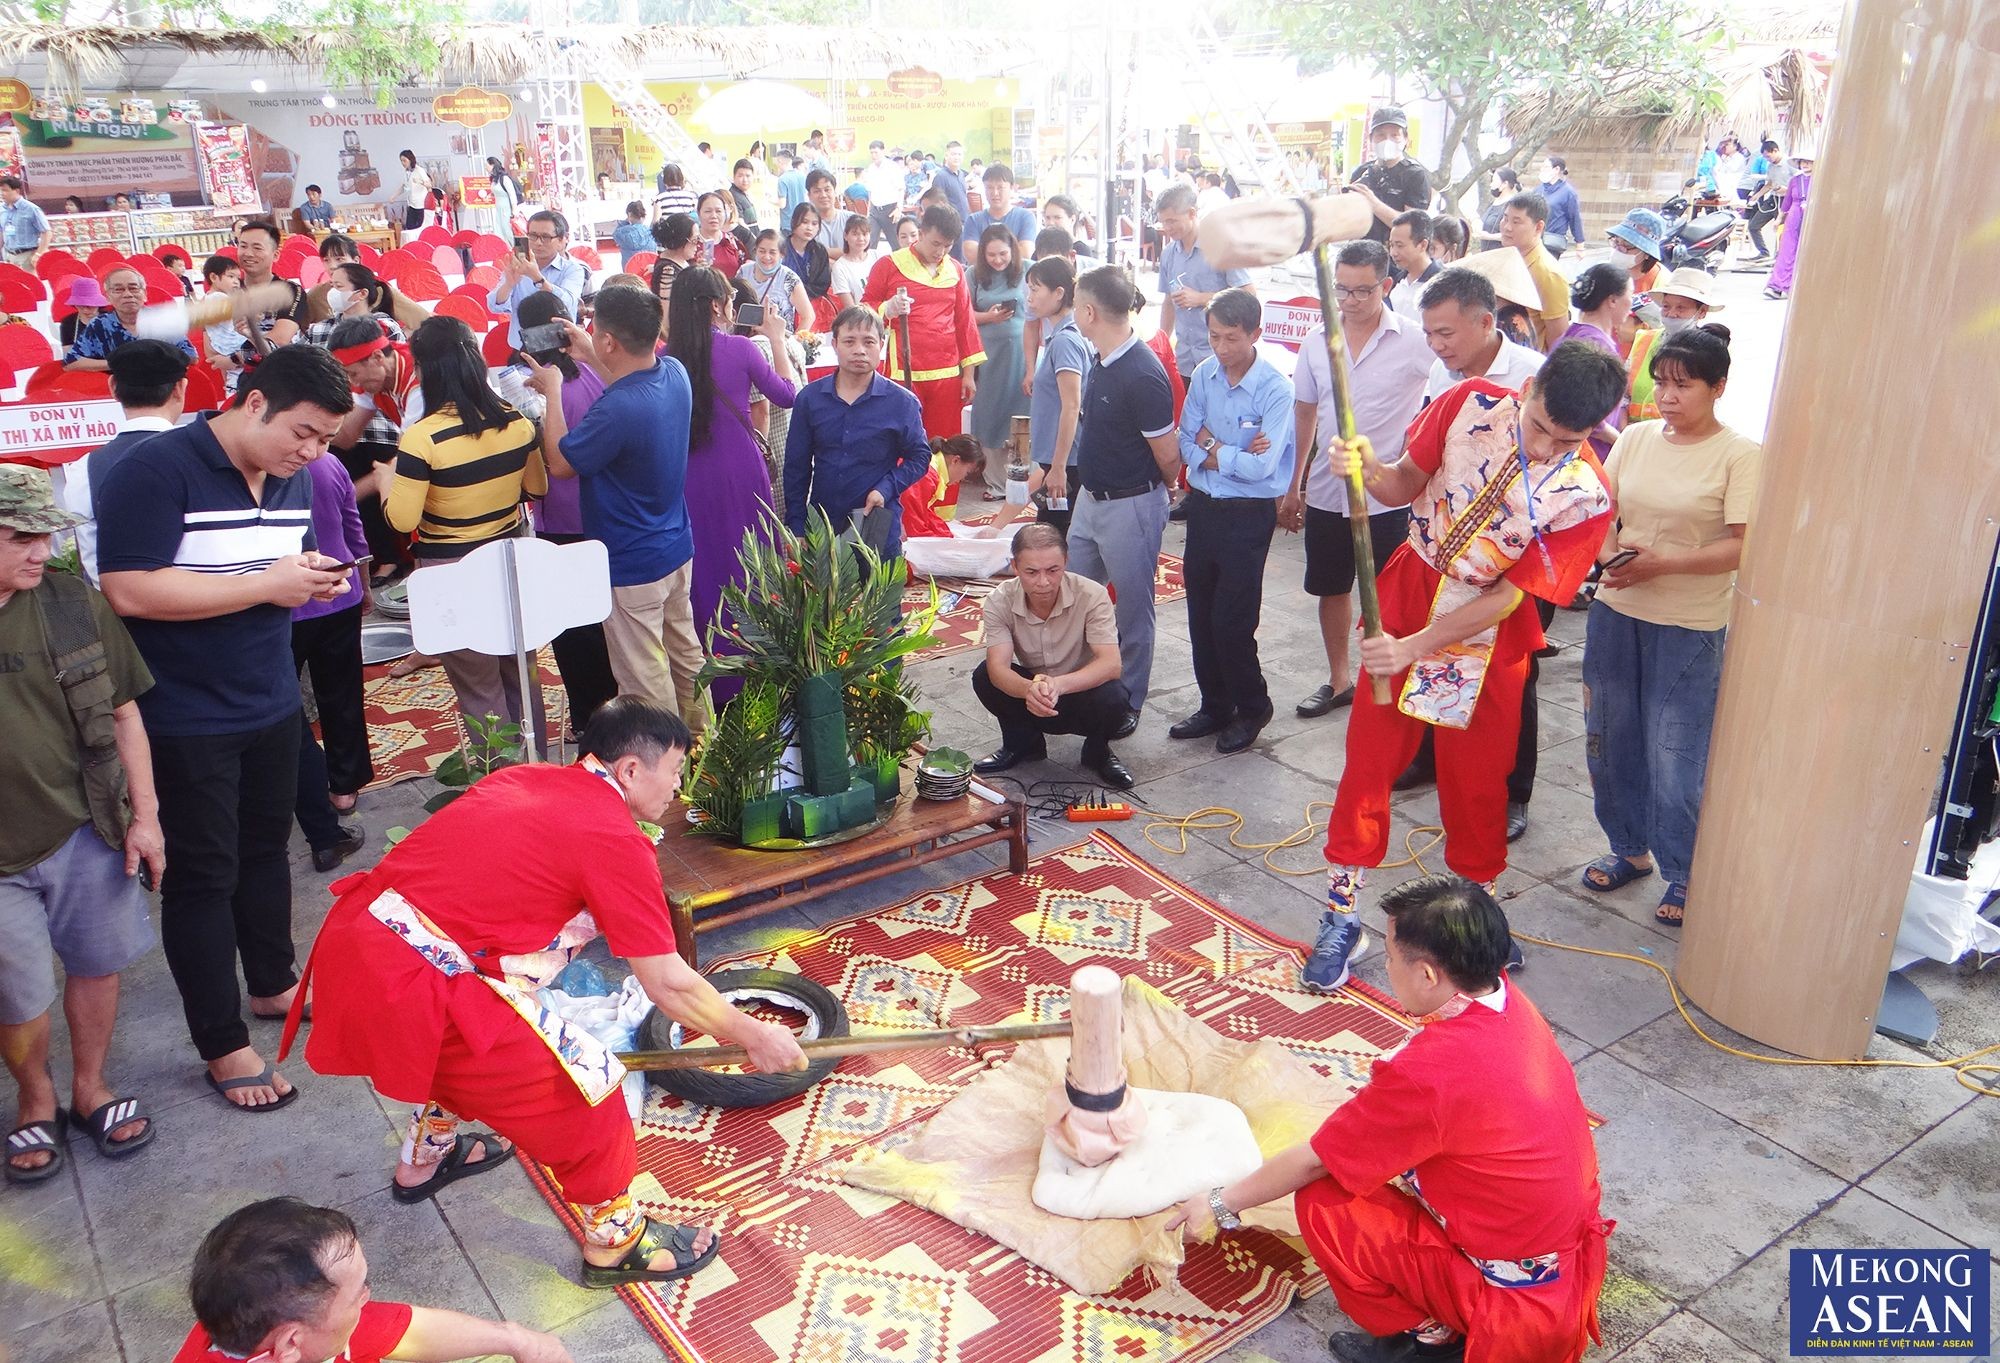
[1678, 0, 2000, 1058]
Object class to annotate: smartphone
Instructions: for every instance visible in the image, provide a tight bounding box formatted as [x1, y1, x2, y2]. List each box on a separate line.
[736, 302, 765, 328]
[1602, 548, 1640, 572]
[139, 863, 154, 891]
[518, 321, 569, 353]
[512, 234, 530, 255]
[315, 558, 356, 573]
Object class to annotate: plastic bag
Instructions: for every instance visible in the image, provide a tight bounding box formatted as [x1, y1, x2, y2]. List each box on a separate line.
[537, 974, 655, 1117]
[1894, 819, 2000, 971]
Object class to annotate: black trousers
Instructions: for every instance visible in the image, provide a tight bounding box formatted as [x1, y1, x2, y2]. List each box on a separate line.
[972, 661, 1131, 764]
[1745, 202, 1780, 255]
[151, 715, 302, 1061]
[541, 532, 618, 730]
[291, 606, 373, 796]
[1403, 598, 1554, 806]
[1183, 490, 1276, 716]
[294, 710, 344, 852]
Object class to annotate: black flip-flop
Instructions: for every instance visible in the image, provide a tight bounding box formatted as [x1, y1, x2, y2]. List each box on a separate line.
[80, 1096, 153, 1158]
[1579, 854, 1653, 894]
[5, 1108, 68, 1184]
[205, 1063, 300, 1114]
[1656, 881, 1688, 925]
[582, 1219, 721, 1289]
[390, 1131, 513, 1204]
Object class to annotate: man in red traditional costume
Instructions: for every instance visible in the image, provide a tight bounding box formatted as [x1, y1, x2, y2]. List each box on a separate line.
[1302, 342, 1627, 990]
[1173, 875, 1611, 1363]
[864, 202, 984, 439]
[281, 697, 807, 1289]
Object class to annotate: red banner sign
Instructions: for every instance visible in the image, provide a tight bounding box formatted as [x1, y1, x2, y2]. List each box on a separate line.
[432, 86, 513, 130]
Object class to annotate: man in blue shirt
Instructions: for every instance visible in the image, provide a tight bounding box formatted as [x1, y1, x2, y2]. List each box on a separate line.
[1172, 288, 1294, 754]
[298, 184, 335, 230]
[97, 346, 355, 1113]
[63, 265, 197, 371]
[531, 285, 705, 731]
[932, 142, 972, 260]
[611, 200, 653, 268]
[1154, 183, 1253, 385]
[964, 164, 1037, 255]
[777, 157, 810, 229]
[0, 175, 48, 265]
[1538, 155, 1585, 252]
[784, 306, 929, 558]
[1067, 266, 1181, 731]
[487, 209, 587, 348]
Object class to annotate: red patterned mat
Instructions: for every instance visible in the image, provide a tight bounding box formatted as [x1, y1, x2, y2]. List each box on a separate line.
[909, 554, 1186, 660]
[357, 648, 567, 790]
[520, 831, 1415, 1363]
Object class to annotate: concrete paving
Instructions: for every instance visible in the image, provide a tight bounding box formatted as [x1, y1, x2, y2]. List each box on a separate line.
[7, 267, 1996, 1362]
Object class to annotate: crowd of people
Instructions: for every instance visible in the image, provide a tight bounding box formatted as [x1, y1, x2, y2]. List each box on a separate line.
[1, 103, 1775, 1363]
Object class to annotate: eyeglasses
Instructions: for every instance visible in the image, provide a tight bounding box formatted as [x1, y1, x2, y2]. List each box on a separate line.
[526, 231, 561, 242]
[1333, 284, 1380, 300]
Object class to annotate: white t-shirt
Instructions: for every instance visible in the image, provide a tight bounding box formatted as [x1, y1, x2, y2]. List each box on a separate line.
[1422, 335, 1546, 403]
[862, 160, 907, 210]
[831, 256, 868, 302]
[403, 163, 432, 210]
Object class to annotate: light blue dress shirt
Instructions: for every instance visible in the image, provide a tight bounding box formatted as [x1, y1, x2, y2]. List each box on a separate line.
[488, 251, 587, 346]
[1177, 354, 1296, 500]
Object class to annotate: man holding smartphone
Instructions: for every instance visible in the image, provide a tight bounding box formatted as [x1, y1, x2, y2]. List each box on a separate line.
[488, 210, 586, 348]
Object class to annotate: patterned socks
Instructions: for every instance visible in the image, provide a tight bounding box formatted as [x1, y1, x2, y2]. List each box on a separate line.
[400, 1101, 460, 1168]
[577, 1190, 645, 1250]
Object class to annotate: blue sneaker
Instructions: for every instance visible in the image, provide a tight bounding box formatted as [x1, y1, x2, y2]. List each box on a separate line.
[1303, 914, 1369, 992]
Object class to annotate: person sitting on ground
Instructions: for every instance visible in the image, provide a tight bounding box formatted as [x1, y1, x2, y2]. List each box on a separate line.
[173, 1197, 573, 1362]
[1, 465, 162, 1185]
[63, 265, 196, 371]
[613, 200, 653, 270]
[1172, 875, 1611, 1363]
[971, 522, 1136, 790]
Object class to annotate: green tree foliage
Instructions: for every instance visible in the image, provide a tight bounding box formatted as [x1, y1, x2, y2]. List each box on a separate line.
[1271, 0, 1722, 201]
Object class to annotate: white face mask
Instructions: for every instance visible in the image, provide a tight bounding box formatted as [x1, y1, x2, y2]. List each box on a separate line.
[1661, 315, 1695, 336]
[1374, 139, 1400, 164]
[1540, 166, 1561, 184]
[325, 287, 353, 314]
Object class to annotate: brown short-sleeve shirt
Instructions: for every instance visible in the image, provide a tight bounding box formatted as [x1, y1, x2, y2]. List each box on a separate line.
[981, 572, 1118, 676]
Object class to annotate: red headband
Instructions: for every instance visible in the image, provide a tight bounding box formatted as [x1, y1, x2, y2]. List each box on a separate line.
[331, 331, 391, 365]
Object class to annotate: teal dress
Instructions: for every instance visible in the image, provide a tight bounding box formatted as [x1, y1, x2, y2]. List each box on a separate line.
[970, 275, 1029, 447]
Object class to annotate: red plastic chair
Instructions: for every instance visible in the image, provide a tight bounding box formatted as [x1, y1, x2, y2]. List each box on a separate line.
[467, 234, 511, 265]
[0, 329, 60, 377]
[0, 266, 44, 314]
[480, 326, 515, 367]
[143, 277, 182, 305]
[35, 250, 81, 282]
[371, 247, 420, 283]
[24, 360, 107, 399]
[181, 358, 226, 412]
[85, 247, 129, 275]
[467, 264, 501, 290]
[417, 224, 454, 249]
[625, 251, 657, 279]
[297, 256, 326, 288]
[152, 243, 192, 264]
[397, 261, 448, 302]
[569, 244, 602, 272]
[451, 229, 481, 249]
[274, 251, 307, 282]
[213, 244, 239, 262]
[357, 242, 381, 267]
[434, 294, 491, 329]
[447, 281, 491, 305]
[429, 243, 463, 279]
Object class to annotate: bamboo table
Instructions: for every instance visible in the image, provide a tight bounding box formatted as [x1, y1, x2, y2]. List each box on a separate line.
[655, 773, 1030, 969]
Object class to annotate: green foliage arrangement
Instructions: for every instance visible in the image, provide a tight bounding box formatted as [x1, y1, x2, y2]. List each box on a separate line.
[681, 680, 789, 839]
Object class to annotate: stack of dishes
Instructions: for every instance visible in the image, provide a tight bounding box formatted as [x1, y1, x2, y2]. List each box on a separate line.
[915, 748, 973, 802]
[371, 577, 411, 622]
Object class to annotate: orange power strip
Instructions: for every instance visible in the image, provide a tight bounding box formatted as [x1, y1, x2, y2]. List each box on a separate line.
[1065, 794, 1134, 822]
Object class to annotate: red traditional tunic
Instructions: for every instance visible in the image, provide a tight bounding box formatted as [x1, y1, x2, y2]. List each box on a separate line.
[862, 247, 985, 440]
[1298, 980, 1611, 1363]
[284, 763, 677, 1204]
[899, 454, 954, 541]
[174, 1302, 414, 1363]
[1324, 379, 1612, 883]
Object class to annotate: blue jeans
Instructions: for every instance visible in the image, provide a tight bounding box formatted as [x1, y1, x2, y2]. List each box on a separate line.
[1582, 602, 1725, 886]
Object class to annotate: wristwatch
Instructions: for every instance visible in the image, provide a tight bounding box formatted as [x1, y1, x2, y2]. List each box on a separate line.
[1200, 434, 1221, 454]
[1208, 1187, 1241, 1231]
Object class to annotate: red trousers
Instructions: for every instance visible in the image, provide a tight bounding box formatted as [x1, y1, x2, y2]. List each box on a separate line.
[1296, 1180, 1605, 1363]
[428, 1012, 636, 1206]
[1324, 555, 1530, 886]
[908, 375, 966, 441]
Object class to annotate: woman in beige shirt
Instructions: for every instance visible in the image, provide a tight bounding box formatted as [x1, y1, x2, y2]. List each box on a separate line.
[1579, 324, 1759, 924]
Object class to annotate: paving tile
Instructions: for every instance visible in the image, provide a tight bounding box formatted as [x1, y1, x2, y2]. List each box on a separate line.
[4, 1299, 119, 1363]
[1173, 856, 1325, 948]
[106, 1271, 190, 1363]
[74, 1072, 397, 1295]
[1536, 733, 1596, 799]
[1608, 1005, 1975, 1181]
[551, 1295, 660, 1357]
[1397, 780, 1610, 886]
[429, 1156, 608, 1333]
[0, 1161, 104, 1332]
[1608, 1308, 1771, 1361]
[1858, 1098, 2000, 1252]
[1491, 882, 1679, 1048]
[1577, 1053, 1845, 1301]
[1593, 1267, 1681, 1355]
[1693, 1187, 1994, 1360]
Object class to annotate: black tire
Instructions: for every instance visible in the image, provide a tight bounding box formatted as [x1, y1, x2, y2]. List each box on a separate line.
[639, 968, 849, 1109]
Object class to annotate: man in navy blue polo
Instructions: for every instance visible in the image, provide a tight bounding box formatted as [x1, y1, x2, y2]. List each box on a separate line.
[784, 306, 930, 557]
[97, 346, 355, 1114]
[1066, 266, 1182, 734]
[531, 284, 705, 731]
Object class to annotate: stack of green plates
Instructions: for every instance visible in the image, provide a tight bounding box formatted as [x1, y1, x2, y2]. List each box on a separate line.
[915, 748, 974, 801]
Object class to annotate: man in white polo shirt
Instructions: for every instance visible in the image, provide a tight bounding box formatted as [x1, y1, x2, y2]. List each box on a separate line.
[1282, 240, 1435, 720]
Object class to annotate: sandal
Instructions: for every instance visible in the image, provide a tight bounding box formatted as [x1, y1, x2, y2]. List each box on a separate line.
[390, 1130, 513, 1204]
[204, 1063, 300, 1113]
[80, 1096, 153, 1158]
[581, 1219, 721, 1289]
[5, 1109, 68, 1184]
[1655, 882, 1687, 925]
[1580, 855, 1653, 894]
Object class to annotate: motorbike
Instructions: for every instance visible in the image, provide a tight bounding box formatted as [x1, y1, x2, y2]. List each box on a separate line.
[1656, 179, 1738, 274]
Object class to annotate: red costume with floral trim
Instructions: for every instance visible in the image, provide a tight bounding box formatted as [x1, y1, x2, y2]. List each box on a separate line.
[862, 247, 985, 439]
[1324, 378, 1613, 885]
[1300, 978, 1612, 1363]
[174, 1301, 415, 1363]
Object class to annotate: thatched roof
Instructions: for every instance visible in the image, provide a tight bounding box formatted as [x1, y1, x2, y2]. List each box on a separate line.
[1502, 40, 1828, 153]
[0, 20, 1035, 96]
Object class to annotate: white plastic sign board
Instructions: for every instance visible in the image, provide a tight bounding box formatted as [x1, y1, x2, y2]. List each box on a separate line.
[407, 536, 612, 657]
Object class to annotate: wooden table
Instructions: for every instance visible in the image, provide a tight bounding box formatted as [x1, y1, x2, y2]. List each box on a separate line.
[655, 774, 1029, 969]
[318, 225, 402, 253]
